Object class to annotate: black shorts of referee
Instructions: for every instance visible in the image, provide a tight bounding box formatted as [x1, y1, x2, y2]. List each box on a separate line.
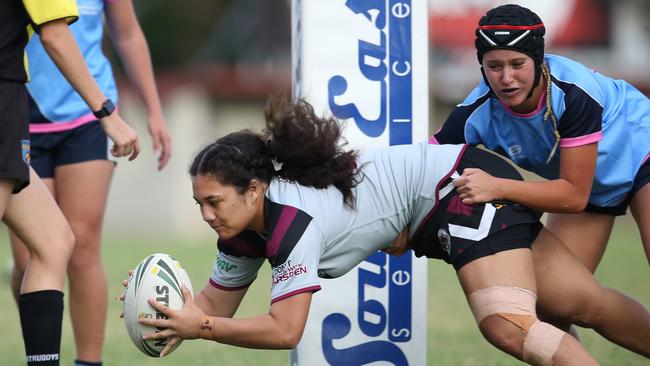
[0, 79, 30, 193]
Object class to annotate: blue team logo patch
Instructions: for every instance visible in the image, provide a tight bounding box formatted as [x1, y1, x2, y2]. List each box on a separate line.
[21, 140, 30, 164]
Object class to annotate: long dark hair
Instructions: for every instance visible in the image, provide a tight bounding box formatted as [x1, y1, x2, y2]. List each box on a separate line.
[189, 96, 360, 207]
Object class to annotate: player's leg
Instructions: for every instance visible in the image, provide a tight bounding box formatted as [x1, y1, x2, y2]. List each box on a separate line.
[0, 180, 13, 220]
[539, 212, 610, 338]
[10, 230, 30, 300]
[9, 176, 55, 301]
[3, 166, 75, 366]
[53, 122, 115, 364]
[4, 167, 73, 292]
[445, 147, 597, 365]
[545, 212, 614, 272]
[629, 169, 650, 266]
[9, 133, 56, 301]
[55, 159, 114, 364]
[2, 71, 72, 366]
[456, 236, 597, 366]
[533, 227, 650, 357]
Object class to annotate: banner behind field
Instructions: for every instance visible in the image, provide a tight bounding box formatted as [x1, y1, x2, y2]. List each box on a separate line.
[291, 0, 429, 364]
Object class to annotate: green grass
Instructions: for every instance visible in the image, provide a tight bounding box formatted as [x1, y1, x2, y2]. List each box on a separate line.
[0, 220, 648, 365]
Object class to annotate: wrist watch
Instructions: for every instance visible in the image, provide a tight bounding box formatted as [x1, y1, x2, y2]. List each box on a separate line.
[93, 99, 115, 119]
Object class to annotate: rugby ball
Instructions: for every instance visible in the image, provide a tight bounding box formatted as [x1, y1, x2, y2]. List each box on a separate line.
[123, 253, 193, 357]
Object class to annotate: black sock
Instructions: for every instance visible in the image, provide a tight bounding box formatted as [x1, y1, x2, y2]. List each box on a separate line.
[18, 290, 64, 366]
[74, 360, 102, 366]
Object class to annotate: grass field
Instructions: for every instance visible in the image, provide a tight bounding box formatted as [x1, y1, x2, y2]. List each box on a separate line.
[0, 219, 648, 365]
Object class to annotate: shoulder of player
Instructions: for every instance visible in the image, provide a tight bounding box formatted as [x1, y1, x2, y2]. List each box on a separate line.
[545, 54, 606, 107]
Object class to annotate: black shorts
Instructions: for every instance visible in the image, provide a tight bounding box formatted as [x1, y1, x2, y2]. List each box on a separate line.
[0, 80, 30, 193]
[411, 146, 543, 270]
[30, 121, 113, 178]
[585, 157, 650, 216]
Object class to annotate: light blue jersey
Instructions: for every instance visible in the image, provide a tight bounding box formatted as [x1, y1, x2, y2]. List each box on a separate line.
[434, 54, 650, 208]
[26, 0, 117, 133]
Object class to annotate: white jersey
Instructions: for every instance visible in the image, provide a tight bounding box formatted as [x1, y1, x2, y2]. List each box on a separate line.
[209, 142, 465, 303]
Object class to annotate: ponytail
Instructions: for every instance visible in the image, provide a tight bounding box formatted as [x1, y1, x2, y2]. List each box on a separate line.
[264, 96, 360, 207]
[190, 96, 360, 207]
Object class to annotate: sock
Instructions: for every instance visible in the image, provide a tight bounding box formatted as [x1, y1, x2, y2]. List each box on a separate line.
[74, 360, 102, 366]
[18, 290, 64, 366]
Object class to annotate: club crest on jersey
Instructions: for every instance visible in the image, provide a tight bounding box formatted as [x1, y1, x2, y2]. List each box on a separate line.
[437, 228, 451, 255]
[21, 140, 30, 164]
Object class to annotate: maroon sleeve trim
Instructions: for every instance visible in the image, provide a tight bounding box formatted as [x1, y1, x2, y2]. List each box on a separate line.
[209, 278, 252, 291]
[270, 285, 321, 304]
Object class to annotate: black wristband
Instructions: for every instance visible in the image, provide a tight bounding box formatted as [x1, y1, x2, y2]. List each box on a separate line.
[93, 99, 115, 119]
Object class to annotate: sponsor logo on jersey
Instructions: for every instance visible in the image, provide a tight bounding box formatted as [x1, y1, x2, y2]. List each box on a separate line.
[216, 257, 238, 272]
[78, 0, 103, 16]
[272, 260, 308, 284]
[508, 144, 523, 161]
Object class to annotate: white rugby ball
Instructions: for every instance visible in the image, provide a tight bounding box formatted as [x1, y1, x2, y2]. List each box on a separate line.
[123, 253, 193, 357]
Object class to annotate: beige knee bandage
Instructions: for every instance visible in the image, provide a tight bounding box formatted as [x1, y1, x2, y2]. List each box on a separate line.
[468, 286, 537, 324]
[523, 320, 565, 366]
[468, 286, 564, 366]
